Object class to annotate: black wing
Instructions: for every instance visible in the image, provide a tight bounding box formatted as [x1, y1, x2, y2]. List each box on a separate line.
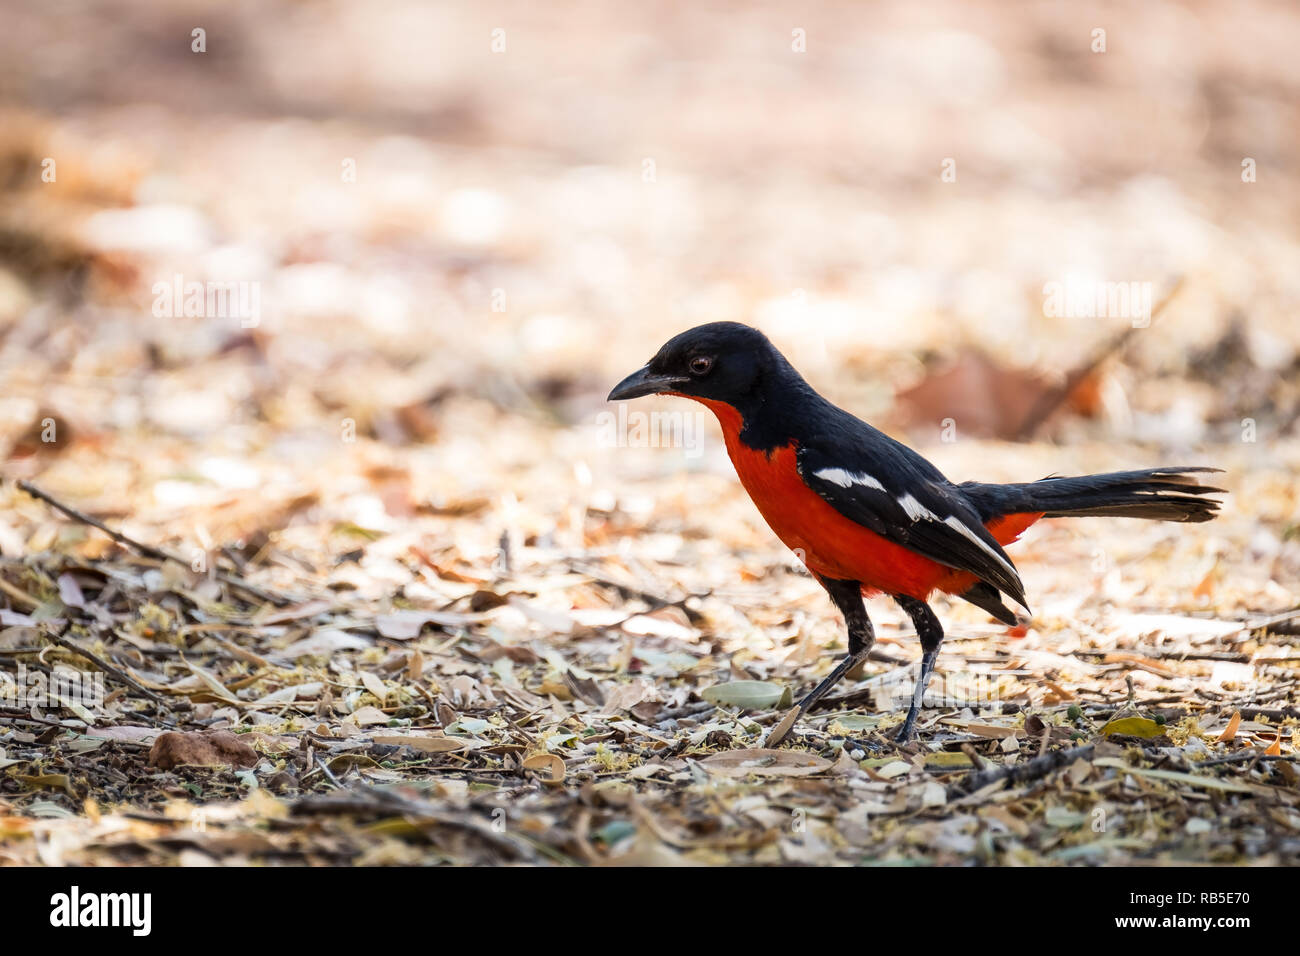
[796, 441, 1028, 609]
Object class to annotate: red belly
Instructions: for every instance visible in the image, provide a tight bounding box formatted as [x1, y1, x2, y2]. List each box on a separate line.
[693, 397, 1041, 600]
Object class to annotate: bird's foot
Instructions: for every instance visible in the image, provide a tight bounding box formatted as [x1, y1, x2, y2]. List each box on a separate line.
[893, 717, 919, 745]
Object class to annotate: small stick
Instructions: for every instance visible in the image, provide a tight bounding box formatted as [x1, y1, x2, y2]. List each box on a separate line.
[1193, 750, 1298, 768]
[314, 751, 344, 789]
[502, 713, 538, 748]
[566, 560, 708, 623]
[16, 479, 293, 607]
[1246, 607, 1300, 634]
[0, 707, 74, 728]
[951, 743, 1096, 798]
[42, 621, 165, 704]
[959, 742, 987, 772]
[1013, 276, 1184, 439]
[292, 784, 539, 861]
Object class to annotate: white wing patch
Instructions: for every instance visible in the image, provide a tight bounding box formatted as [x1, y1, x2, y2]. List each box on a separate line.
[942, 515, 1019, 578]
[811, 462, 1020, 587]
[813, 467, 886, 492]
[896, 493, 932, 522]
[897, 495, 1019, 579]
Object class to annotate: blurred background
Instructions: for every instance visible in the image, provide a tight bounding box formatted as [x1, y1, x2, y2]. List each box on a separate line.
[0, 0, 1297, 610]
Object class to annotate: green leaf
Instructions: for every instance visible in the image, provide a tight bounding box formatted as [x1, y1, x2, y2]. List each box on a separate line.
[701, 680, 786, 710]
[831, 714, 880, 732]
[1045, 805, 1087, 828]
[447, 717, 490, 735]
[595, 820, 638, 845]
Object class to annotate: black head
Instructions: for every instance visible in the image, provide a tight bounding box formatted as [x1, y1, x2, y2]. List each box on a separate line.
[607, 322, 786, 405]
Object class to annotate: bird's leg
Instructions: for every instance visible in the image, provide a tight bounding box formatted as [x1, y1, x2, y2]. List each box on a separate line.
[893, 595, 944, 742]
[766, 577, 874, 747]
[793, 577, 875, 715]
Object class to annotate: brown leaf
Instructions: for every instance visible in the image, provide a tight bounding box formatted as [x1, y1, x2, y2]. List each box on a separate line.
[1216, 710, 1242, 743]
[360, 671, 388, 702]
[148, 730, 259, 770]
[406, 649, 424, 681]
[349, 705, 390, 727]
[522, 753, 566, 785]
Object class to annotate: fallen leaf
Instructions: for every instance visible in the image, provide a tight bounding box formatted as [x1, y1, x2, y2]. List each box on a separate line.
[183, 659, 241, 704]
[280, 629, 369, 658]
[924, 751, 973, 769]
[375, 609, 481, 640]
[700, 749, 832, 777]
[1216, 710, 1242, 743]
[148, 730, 259, 770]
[349, 705, 390, 727]
[360, 671, 388, 702]
[83, 725, 161, 745]
[16, 773, 73, 795]
[701, 680, 787, 710]
[522, 752, 566, 784]
[1101, 716, 1164, 738]
[1045, 805, 1087, 828]
[1092, 757, 1256, 793]
[370, 734, 466, 753]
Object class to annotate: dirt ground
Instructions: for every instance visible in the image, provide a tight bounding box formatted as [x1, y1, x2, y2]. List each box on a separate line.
[0, 0, 1298, 864]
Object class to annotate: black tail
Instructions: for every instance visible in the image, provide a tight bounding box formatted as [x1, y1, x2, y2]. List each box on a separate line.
[958, 581, 1019, 625]
[960, 467, 1225, 524]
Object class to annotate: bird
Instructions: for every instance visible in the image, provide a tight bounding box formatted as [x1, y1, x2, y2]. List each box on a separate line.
[608, 322, 1224, 744]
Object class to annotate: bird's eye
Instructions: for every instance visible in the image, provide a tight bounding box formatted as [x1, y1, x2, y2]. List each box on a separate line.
[689, 356, 713, 376]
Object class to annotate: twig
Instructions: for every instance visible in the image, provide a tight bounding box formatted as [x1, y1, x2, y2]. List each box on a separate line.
[566, 560, 708, 623]
[1013, 276, 1184, 439]
[1236, 706, 1300, 722]
[16, 479, 294, 607]
[950, 743, 1096, 798]
[0, 707, 75, 728]
[1248, 607, 1300, 635]
[0, 575, 40, 609]
[314, 751, 344, 789]
[959, 742, 987, 772]
[41, 620, 165, 704]
[502, 713, 538, 748]
[654, 700, 718, 725]
[292, 785, 539, 861]
[1193, 750, 1298, 768]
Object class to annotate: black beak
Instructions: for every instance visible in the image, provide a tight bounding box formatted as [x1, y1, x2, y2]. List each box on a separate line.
[607, 365, 686, 401]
